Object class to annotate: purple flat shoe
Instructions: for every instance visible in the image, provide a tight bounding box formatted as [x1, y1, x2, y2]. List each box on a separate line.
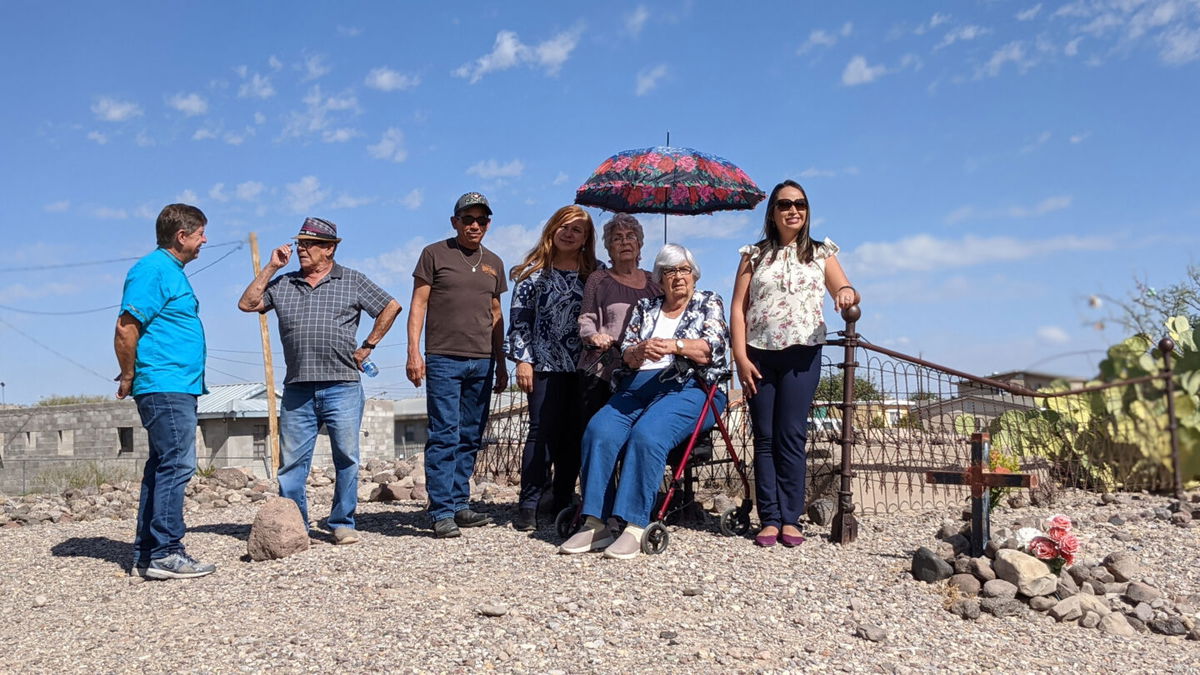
[754, 532, 778, 547]
[779, 532, 805, 547]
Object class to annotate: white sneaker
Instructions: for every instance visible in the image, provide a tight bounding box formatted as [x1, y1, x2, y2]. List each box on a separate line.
[602, 527, 644, 560]
[558, 519, 614, 554]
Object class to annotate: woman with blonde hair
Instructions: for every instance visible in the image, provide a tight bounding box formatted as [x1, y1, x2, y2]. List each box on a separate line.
[506, 205, 599, 531]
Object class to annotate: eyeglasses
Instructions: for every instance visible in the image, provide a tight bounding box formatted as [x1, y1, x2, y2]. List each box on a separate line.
[457, 215, 491, 227]
[296, 240, 333, 249]
[609, 233, 640, 243]
[775, 199, 808, 212]
[661, 266, 693, 278]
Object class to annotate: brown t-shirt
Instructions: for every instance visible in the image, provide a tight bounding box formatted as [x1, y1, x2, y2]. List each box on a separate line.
[414, 238, 508, 359]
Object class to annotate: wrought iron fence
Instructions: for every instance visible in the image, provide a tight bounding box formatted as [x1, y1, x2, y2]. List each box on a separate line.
[473, 304, 1191, 543]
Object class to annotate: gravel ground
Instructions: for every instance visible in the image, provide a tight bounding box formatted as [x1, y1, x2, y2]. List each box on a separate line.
[2, 488, 1199, 674]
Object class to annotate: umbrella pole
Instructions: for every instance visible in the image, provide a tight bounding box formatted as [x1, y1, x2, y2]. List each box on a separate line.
[664, 130, 670, 244]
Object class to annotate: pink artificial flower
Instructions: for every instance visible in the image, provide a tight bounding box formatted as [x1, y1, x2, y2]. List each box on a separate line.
[1061, 550, 1076, 567]
[1047, 526, 1070, 543]
[1056, 532, 1080, 555]
[1027, 536, 1059, 561]
[1046, 514, 1073, 531]
[676, 155, 697, 172]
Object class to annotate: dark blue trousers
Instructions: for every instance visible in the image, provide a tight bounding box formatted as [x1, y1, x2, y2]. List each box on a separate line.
[747, 344, 822, 528]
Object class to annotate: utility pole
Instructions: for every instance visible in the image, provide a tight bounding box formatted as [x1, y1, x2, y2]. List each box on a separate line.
[248, 233, 281, 477]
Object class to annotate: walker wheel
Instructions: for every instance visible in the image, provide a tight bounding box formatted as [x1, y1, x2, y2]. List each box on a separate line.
[555, 506, 579, 539]
[642, 522, 670, 554]
[719, 507, 751, 536]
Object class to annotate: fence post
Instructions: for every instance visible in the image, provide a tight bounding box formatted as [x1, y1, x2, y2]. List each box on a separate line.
[1159, 337, 1183, 500]
[832, 304, 861, 544]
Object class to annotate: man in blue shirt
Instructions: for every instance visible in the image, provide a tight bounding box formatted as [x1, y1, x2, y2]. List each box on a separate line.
[114, 203, 215, 580]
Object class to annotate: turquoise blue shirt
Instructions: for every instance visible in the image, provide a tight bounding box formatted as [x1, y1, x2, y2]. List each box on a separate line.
[120, 248, 207, 396]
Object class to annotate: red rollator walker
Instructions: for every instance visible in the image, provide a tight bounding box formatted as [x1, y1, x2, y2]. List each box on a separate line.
[556, 380, 754, 554]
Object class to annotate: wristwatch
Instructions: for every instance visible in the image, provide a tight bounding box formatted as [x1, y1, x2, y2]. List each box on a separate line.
[361, 340, 377, 350]
[675, 339, 685, 355]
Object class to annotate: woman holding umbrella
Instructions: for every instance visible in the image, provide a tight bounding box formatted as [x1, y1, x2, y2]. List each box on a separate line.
[506, 205, 599, 531]
[730, 180, 859, 548]
[577, 213, 661, 423]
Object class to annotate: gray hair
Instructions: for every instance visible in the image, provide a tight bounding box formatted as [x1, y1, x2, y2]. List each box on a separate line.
[602, 213, 644, 251]
[651, 243, 701, 284]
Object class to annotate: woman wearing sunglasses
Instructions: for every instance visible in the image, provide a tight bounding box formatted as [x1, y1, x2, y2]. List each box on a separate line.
[730, 180, 859, 548]
[506, 205, 600, 532]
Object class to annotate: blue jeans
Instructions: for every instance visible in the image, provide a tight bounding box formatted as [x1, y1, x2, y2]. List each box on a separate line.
[747, 344, 822, 527]
[579, 371, 727, 528]
[133, 392, 198, 563]
[278, 381, 365, 530]
[424, 354, 494, 523]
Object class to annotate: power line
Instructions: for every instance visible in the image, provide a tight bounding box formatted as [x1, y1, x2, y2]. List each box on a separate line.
[0, 240, 244, 273]
[0, 240, 245, 316]
[0, 315, 113, 383]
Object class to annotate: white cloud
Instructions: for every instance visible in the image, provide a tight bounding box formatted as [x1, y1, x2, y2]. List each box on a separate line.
[267, 55, 283, 71]
[945, 195, 1072, 224]
[1019, 130, 1052, 153]
[976, 41, 1034, 78]
[330, 193, 375, 209]
[1017, 4, 1043, 21]
[935, 25, 990, 50]
[453, 27, 582, 83]
[238, 72, 275, 99]
[322, 128, 358, 143]
[663, 213, 753, 242]
[282, 85, 360, 140]
[192, 128, 217, 141]
[367, 127, 407, 162]
[209, 183, 229, 202]
[798, 166, 859, 179]
[224, 128, 253, 145]
[798, 29, 839, 54]
[1008, 195, 1072, 217]
[401, 188, 423, 210]
[301, 54, 331, 81]
[86, 130, 108, 144]
[167, 92, 208, 116]
[134, 130, 155, 147]
[365, 67, 421, 91]
[176, 189, 199, 204]
[337, 25, 362, 38]
[914, 12, 951, 35]
[479, 224, 544, 270]
[635, 64, 668, 95]
[467, 158, 525, 179]
[1160, 24, 1200, 64]
[236, 181, 265, 201]
[43, 200, 70, 213]
[1064, 36, 1084, 56]
[1037, 326, 1070, 344]
[91, 97, 142, 122]
[351, 236, 430, 286]
[852, 234, 1110, 276]
[254, 111, 267, 125]
[552, 171, 569, 186]
[1069, 132, 1090, 144]
[92, 206, 128, 219]
[285, 176, 328, 213]
[626, 6, 650, 36]
[842, 55, 888, 86]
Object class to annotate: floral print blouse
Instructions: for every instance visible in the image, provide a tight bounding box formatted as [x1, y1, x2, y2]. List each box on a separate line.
[505, 267, 586, 372]
[616, 289, 731, 387]
[738, 237, 839, 350]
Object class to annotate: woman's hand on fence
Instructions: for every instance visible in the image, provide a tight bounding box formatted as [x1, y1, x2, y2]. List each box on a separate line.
[516, 362, 534, 394]
[834, 286, 859, 312]
[735, 357, 762, 397]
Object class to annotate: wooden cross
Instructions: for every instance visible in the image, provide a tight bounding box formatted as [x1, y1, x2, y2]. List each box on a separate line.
[925, 432, 1038, 557]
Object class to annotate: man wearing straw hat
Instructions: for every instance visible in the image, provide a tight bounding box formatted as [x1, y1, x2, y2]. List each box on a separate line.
[238, 217, 401, 545]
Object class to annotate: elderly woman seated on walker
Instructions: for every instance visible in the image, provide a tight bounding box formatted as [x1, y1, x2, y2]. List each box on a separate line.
[559, 243, 730, 560]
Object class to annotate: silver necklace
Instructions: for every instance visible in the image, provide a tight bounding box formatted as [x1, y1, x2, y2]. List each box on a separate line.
[457, 244, 484, 272]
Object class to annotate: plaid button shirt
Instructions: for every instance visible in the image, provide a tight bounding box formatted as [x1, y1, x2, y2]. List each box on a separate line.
[262, 263, 394, 384]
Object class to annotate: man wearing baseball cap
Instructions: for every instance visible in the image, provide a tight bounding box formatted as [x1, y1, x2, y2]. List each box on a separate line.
[407, 192, 509, 538]
[238, 217, 401, 545]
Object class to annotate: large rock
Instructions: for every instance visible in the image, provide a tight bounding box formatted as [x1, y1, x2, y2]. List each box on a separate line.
[1100, 613, 1137, 637]
[247, 498, 310, 562]
[1103, 551, 1140, 583]
[211, 468, 249, 490]
[982, 579, 1018, 599]
[970, 557, 996, 582]
[912, 547, 953, 583]
[948, 598, 981, 620]
[980, 598, 1025, 618]
[1048, 594, 1111, 622]
[1125, 582, 1162, 605]
[380, 482, 412, 501]
[948, 574, 981, 597]
[993, 549, 1056, 597]
[1149, 617, 1189, 636]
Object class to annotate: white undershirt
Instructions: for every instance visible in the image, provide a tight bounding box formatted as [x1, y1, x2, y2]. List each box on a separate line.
[640, 312, 683, 371]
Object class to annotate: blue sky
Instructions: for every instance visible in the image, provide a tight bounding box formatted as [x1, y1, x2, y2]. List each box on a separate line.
[1, 1, 1198, 405]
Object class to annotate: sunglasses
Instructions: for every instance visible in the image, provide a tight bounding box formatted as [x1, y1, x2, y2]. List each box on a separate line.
[661, 266, 693, 278]
[296, 239, 334, 249]
[775, 199, 808, 212]
[457, 215, 491, 226]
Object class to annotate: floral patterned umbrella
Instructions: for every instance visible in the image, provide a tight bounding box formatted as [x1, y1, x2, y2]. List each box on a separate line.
[574, 146, 765, 216]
